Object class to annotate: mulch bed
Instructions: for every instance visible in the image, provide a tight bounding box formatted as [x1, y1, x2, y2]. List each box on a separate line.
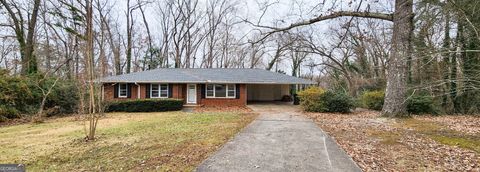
[305, 109, 480, 171]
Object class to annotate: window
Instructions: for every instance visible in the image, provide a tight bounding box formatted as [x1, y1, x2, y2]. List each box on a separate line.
[119, 83, 128, 98]
[206, 84, 214, 97]
[151, 84, 169, 98]
[206, 84, 235, 98]
[227, 84, 235, 97]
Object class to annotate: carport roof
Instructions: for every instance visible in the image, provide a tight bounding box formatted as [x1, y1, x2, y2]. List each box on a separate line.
[100, 68, 315, 84]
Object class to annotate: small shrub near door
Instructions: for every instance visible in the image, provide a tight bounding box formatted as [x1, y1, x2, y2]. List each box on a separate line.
[360, 90, 385, 110]
[106, 99, 184, 112]
[298, 87, 355, 113]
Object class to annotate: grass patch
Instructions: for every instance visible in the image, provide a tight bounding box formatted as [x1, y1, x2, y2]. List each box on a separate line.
[429, 135, 480, 153]
[367, 129, 402, 145]
[398, 118, 480, 153]
[0, 111, 257, 171]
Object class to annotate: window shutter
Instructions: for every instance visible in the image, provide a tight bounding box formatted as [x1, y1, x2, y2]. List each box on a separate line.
[168, 84, 173, 98]
[201, 84, 206, 98]
[235, 84, 240, 99]
[127, 83, 132, 98]
[114, 84, 119, 98]
[146, 84, 150, 98]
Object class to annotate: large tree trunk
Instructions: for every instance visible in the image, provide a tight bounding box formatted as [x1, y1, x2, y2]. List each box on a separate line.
[24, 0, 41, 74]
[382, 0, 413, 117]
[126, 0, 133, 73]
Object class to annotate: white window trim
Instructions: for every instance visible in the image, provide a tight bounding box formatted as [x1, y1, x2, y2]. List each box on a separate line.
[206, 84, 236, 98]
[150, 83, 169, 98]
[118, 83, 128, 98]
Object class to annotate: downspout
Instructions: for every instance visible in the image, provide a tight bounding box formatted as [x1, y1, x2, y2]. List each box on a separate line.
[135, 82, 140, 99]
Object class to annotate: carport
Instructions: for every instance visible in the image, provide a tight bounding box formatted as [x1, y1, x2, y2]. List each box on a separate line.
[246, 84, 291, 102]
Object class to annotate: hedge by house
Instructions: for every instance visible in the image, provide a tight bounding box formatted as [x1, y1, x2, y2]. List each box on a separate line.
[105, 99, 183, 112]
[297, 87, 355, 113]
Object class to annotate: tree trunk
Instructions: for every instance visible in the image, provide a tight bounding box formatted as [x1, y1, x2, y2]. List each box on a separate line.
[126, 0, 133, 73]
[0, 0, 41, 75]
[382, 0, 413, 117]
[24, 0, 41, 74]
[85, 0, 97, 141]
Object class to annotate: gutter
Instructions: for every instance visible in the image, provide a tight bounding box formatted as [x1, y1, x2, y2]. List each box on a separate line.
[99, 80, 315, 85]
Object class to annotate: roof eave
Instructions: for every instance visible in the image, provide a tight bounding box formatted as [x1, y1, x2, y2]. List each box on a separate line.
[99, 80, 315, 85]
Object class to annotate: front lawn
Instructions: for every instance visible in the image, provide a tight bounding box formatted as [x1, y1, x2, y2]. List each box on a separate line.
[0, 111, 257, 171]
[306, 110, 480, 171]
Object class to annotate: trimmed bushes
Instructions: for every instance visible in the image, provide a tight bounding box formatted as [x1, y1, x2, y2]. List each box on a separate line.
[361, 91, 385, 110]
[298, 87, 355, 113]
[106, 99, 183, 112]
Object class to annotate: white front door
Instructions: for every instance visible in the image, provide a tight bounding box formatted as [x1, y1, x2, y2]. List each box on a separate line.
[187, 84, 197, 104]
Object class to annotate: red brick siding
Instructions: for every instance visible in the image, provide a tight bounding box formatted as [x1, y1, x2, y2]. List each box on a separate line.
[103, 83, 184, 101]
[103, 83, 141, 101]
[198, 84, 247, 107]
[103, 83, 247, 107]
[172, 84, 184, 99]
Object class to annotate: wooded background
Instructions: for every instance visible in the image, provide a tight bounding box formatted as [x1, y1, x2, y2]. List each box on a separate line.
[1, 0, 479, 117]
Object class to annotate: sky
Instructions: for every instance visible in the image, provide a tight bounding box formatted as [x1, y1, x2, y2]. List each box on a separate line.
[107, 0, 394, 76]
[0, 0, 395, 76]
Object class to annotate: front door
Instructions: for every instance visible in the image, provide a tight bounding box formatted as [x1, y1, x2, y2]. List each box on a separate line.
[187, 84, 197, 104]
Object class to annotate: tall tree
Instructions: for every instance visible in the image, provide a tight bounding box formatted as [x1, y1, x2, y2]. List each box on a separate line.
[0, 0, 41, 74]
[254, 0, 413, 117]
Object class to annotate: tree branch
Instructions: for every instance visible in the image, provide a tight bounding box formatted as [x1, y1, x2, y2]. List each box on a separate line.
[252, 11, 393, 43]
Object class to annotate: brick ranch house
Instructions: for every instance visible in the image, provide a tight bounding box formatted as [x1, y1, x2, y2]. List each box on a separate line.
[100, 68, 314, 107]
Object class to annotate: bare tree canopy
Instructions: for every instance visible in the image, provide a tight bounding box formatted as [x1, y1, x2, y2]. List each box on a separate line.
[1, 0, 480, 117]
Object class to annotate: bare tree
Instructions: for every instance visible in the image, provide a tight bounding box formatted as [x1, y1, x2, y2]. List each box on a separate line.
[252, 0, 413, 117]
[0, 0, 41, 74]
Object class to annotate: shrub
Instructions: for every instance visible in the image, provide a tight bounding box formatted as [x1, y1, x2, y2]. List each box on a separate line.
[0, 105, 20, 119]
[297, 87, 326, 112]
[298, 88, 355, 113]
[106, 99, 184, 112]
[44, 80, 79, 114]
[454, 91, 480, 114]
[361, 90, 385, 110]
[0, 71, 79, 120]
[407, 95, 437, 114]
[320, 90, 356, 113]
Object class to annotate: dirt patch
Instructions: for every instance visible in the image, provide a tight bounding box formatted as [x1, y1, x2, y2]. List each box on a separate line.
[305, 110, 480, 171]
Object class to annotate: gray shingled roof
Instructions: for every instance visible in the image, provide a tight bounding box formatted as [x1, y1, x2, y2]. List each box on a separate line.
[100, 68, 314, 84]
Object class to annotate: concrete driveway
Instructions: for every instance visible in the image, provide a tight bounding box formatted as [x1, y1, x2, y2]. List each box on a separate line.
[196, 103, 361, 172]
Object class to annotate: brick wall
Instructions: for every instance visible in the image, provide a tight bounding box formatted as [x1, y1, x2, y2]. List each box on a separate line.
[103, 83, 247, 107]
[103, 83, 185, 101]
[197, 84, 247, 107]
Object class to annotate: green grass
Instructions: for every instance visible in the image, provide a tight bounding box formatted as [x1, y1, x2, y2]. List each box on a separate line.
[399, 118, 480, 153]
[0, 111, 257, 171]
[430, 135, 480, 153]
[366, 118, 480, 154]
